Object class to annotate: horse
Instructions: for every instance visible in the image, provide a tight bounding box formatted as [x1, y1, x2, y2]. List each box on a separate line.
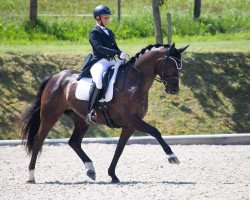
[21, 43, 188, 183]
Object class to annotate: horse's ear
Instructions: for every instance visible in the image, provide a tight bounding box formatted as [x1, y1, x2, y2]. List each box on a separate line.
[178, 45, 189, 53]
[169, 43, 175, 54]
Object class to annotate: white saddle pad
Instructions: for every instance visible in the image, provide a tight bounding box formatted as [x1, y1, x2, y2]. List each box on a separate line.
[75, 60, 123, 102]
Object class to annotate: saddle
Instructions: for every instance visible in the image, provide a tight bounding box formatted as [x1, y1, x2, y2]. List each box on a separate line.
[77, 54, 116, 100]
[76, 54, 122, 128]
[99, 66, 115, 99]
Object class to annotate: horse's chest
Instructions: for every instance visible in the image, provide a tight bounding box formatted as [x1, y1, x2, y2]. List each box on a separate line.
[131, 94, 148, 117]
[140, 96, 148, 115]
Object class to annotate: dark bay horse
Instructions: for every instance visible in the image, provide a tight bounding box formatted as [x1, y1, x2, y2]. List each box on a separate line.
[21, 43, 188, 183]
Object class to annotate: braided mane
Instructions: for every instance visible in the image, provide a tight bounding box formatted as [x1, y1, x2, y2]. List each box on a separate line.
[122, 43, 170, 67]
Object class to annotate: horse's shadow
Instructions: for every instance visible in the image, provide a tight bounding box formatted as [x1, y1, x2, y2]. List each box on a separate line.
[162, 181, 196, 185]
[38, 180, 196, 185]
[39, 180, 147, 185]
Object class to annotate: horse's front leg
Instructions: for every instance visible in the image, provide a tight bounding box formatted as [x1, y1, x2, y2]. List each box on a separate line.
[108, 128, 134, 183]
[129, 114, 180, 164]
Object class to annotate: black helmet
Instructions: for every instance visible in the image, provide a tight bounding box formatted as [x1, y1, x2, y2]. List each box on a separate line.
[93, 5, 112, 18]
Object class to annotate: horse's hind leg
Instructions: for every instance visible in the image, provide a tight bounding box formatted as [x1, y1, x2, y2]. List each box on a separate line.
[67, 113, 95, 180]
[27, 119, 57, 183]
[27, 106, 64, 183]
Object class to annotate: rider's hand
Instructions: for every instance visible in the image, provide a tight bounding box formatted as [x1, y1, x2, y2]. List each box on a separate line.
[119, 52, 127, 60]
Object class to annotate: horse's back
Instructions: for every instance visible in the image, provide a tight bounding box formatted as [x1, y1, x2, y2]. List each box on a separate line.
[43, 69, 79, 100]
[55, 69, 79, 80]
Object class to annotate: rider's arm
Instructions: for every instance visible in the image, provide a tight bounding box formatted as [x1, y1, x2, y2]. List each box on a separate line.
[89, 30, 121, 57]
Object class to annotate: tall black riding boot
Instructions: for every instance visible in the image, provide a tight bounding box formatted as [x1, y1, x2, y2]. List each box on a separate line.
[86, 83, 99, 123]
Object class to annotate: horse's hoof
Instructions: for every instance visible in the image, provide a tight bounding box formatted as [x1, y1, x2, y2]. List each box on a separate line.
[87, 170, 96, 181]
[168, 156, 180, 165]
[26, 179, 35, 184]
[111, 178, 120, 184]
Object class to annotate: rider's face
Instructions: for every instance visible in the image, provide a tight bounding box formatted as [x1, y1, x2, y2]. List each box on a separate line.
[100, 15, 110, 26]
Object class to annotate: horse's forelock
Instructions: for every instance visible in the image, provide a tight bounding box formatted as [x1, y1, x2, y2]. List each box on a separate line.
[164, 44, 182, 59]
[169, 47, 181, 60]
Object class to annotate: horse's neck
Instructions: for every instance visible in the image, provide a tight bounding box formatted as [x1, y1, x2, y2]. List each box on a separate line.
[130, 51, 162, 91]
[136, 50, 163, 78]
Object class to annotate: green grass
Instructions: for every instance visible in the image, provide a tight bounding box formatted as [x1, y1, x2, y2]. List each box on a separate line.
[0, 33, 249, 55]
[1, 0, 249, 17]
[0, 0, 249, 42]
[0, 14, 249, 41]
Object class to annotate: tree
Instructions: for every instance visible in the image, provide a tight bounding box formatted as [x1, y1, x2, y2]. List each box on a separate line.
[152, 0, 163, 44]
[30, 0, 38, 25]
[117, 0, 121, 23]
[194, 0, 201, 19]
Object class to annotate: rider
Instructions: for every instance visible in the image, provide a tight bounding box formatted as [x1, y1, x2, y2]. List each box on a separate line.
[87, 5, 126, 122]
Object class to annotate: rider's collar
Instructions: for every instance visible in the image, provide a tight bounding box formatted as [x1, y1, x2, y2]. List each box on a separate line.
[96, 23, 107, 30]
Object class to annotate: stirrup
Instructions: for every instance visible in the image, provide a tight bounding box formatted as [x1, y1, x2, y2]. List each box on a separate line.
[85, 110, 96, 124]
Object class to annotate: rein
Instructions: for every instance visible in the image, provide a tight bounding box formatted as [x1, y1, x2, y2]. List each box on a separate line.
[132, 65, 162, 82]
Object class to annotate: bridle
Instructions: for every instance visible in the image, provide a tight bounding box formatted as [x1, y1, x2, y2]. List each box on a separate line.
[131, 48, 182, 87]
[154, 52, 182, 87]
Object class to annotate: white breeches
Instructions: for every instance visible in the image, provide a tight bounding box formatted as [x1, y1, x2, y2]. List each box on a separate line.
[90, 58, 116, 89]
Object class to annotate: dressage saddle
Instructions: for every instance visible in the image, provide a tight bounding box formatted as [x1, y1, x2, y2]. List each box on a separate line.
[76, 54, 115, 101]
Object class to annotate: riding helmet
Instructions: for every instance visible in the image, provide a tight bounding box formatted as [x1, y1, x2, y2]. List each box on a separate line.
[93, 5, 112, 18]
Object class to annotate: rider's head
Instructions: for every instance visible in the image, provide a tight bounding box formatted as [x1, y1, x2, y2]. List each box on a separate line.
[93, 5, 112, 27]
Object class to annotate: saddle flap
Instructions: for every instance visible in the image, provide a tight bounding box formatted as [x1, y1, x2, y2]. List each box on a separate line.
[100, 66, 115, 98]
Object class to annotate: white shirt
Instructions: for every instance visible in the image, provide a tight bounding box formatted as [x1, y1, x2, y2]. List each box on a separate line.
[96, 23, 109, 35]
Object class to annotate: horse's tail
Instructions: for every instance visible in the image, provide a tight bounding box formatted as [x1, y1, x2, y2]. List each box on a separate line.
[21, 76, 52, 155]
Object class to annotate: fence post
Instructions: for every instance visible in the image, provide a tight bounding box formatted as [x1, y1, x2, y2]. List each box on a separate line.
[30, 0, 38, 25]
[167, 13, 172, 45]
[194, 0, 201, 19]
[152, 0, 163, 44]
[117, 0, 121, 23]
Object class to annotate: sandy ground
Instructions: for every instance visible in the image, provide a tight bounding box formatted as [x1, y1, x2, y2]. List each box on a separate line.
[0, 143, 249, 200]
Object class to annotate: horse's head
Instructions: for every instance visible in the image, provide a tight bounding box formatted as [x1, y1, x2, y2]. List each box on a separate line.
[156, 43, 188, 95]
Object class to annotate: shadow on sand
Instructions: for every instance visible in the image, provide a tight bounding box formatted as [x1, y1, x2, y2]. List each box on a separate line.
[37, 180, 196, 186]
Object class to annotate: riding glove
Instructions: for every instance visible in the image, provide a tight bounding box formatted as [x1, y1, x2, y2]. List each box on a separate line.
[119, 52, 127, 60]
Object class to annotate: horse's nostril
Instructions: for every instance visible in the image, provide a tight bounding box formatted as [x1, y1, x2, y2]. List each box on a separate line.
[172, 88, 179, 94]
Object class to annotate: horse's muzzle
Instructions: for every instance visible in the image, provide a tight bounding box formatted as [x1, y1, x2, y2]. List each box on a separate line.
[165, 83, 179, 95]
